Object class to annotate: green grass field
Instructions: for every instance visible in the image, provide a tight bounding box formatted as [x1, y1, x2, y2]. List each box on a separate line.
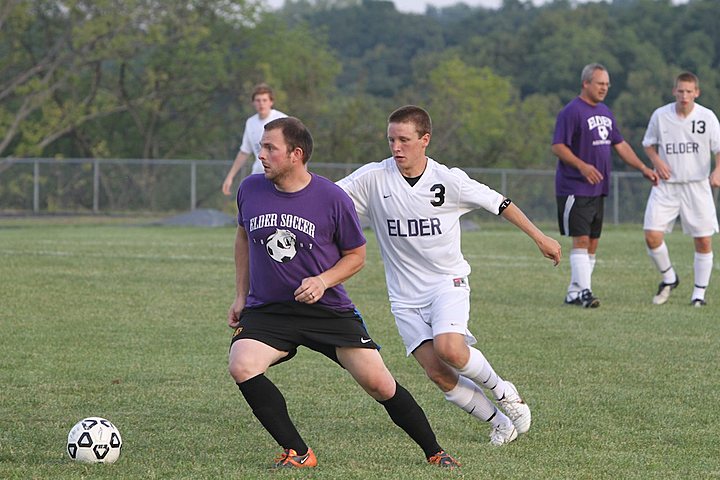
[1, 218, 718, 479]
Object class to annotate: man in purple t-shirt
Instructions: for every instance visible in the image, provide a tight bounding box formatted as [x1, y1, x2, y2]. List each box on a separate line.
[226, 117, 459, 470]
[552, 63, 657, 308]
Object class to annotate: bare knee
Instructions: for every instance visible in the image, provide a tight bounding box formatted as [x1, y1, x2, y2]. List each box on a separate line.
[228, 339, 281, 383]
[424, 363, 459, 392]
[572, 235, 591, 250]
[228, 360, 256, 383]
[364, 373, 399, 401]
[694, 236, 712, 254]
[433, 336, 469, 370]
[645, 230, 664, 249]
[437, 350, 467, 370]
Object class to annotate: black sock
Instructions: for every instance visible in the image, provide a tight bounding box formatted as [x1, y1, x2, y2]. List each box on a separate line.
[237, 374, 308, 455]
[379, 382, 442, 459]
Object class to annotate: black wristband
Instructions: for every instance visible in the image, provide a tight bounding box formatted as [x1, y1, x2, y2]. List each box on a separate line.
[498, 198, 512, 215]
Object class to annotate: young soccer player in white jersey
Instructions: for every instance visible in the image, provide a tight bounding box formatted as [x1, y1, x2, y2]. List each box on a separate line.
[642, 72, 720, 306]
[338, 105, 562, 445]
[222, 83, 287, 195]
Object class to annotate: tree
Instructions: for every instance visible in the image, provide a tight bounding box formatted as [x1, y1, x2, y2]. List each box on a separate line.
[420, 56, 555, 169]
[0, 0, 131, 157]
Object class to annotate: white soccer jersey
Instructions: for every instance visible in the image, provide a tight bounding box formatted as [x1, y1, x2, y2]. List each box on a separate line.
[642, 102, 720, 183]
[239, 109, 287, 174]
[337, 157, 504, 307]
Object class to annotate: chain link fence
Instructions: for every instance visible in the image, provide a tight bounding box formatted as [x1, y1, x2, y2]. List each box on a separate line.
[0, 157, 693, 225]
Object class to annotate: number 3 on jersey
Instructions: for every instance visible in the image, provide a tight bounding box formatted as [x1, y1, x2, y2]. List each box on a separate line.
[430, 184, 445, 206]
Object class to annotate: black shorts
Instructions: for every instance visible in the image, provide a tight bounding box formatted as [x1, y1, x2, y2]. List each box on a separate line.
[230, 302, 379, 367]
[557, 195, 604, 238]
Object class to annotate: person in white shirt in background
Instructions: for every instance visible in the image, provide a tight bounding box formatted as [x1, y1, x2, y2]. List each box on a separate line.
[642, 72, 720, 307]
[222, 83, 287, 195]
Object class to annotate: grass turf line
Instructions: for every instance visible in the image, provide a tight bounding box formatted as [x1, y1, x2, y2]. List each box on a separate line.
[0, 221, 718, 479]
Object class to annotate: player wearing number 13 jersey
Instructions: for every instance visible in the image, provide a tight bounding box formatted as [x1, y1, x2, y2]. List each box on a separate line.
[338, 105, 562, 445]
[642, 72, 720, 307]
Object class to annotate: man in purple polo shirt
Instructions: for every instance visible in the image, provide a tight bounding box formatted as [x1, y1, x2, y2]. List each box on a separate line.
[552, 63, 658, 308]
[226, 117, 459, 470]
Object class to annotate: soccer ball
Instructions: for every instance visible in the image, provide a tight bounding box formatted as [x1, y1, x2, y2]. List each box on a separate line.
[266, 229, 297, 263]
[67, 417, 122, 464]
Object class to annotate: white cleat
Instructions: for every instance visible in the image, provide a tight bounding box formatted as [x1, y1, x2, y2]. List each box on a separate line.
[691, 298, 706, 307]
[489, 420, 518, 446]
[498, 381, 531, 434]
[653, 277, 679, 305]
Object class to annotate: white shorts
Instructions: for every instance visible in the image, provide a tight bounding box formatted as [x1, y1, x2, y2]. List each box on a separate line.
[390, 276, 477, 356]
[643, 181, 719, 237]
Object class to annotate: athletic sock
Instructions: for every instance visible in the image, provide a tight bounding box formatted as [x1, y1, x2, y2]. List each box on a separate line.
[569, 248, 591, 298]
[693, 252, 713, 300]
[237, 374, 307, 455]
[588, 254, 596, 289]
[457, 347, 505, 400]
[648, 242, 676, 284]
[444, 376, 509, 428]
[379, 382, 442, 459]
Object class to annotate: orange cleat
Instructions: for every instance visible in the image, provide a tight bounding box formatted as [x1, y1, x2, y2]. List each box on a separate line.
[273, 448, 318, 468]
[427, 450, 460, 469]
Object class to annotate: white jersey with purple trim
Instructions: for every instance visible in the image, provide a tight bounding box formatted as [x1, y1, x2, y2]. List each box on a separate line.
[642, 102, 720, 183]
[337, 157, 504, 307]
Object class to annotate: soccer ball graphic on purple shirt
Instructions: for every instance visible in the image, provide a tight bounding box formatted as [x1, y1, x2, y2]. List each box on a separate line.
[266, 229, 297, 263]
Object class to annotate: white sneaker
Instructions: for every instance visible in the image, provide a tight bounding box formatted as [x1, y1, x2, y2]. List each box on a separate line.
[489, 420, 518, 446]
[498, 382, 531, 434]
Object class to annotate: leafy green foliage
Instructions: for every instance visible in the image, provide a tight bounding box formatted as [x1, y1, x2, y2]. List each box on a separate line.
[2, 0, 720, 173]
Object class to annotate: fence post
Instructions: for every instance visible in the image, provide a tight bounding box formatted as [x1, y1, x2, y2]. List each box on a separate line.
[93, 159, 100, 213]
[190, 161, 197, 211]
[501, 170, 507, 195]
[613, 174, 620, 225]
[33, 160, 40, 213]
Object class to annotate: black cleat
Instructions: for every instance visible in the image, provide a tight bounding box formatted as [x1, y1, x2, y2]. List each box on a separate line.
[565, 288, 599, 308]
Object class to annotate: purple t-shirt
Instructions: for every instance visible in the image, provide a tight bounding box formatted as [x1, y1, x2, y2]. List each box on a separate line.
[553, 97, 624, 197]
[236, 173, 366, 311]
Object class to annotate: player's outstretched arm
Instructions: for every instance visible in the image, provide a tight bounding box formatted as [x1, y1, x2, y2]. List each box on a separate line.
[500, 202, 561, 266]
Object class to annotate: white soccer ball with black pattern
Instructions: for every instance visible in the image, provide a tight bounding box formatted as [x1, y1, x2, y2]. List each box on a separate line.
[67, 417, 122, 464]
[266, 228, 297, 263]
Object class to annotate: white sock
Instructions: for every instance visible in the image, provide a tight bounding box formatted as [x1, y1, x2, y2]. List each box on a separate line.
[457, 347, 505, 400]
[693, 252, 713, 300]
[569, 248, 591, 297]
[444, 376, 508, 427]
[648, 242, 676, 284]
[588, 254, 596, 289]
